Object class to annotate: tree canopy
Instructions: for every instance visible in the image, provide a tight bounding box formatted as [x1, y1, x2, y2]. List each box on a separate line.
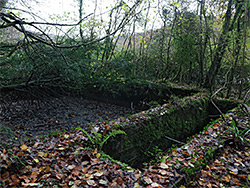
[0, 0, 249, 97]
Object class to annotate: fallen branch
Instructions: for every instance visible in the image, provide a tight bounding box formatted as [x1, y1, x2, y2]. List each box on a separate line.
[165, 135, 186, 145]
[210, 83, 230, 125]
[210, 99, 229, 124]
[240, 103, 250, 118]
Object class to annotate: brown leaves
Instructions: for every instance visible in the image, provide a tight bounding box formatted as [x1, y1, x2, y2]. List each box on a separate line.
[159, 162, 169, 169]
[194, 145, 250, 187]
[1, 104, 249, 187]
[201, 169, 212, 178]
[0, 129, 141, 187]
[56, 173, 65, 180]
[222, 175, 231, 183]
[2, 171, 10, 179]
[21, 144, 28, 151]
[141, 109, 250, 187]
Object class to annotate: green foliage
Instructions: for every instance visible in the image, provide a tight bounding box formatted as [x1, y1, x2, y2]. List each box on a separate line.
[225, 119, 250, 145]
[171, 11, 200, 83]
[148, 101, 161, 108]
[1, 0, 250, 94]
[143, 146, 163, 166]
[0, 124, 13, 135]
[0, 37, 143, 98]
[76, 127, 126, 150]
[13, 155, 26, 167]
[100, 152, 131, 170]
[103, 94, 212, 165]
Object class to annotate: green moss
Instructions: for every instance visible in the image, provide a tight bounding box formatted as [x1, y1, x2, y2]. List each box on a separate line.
[103, 94, 237, 167]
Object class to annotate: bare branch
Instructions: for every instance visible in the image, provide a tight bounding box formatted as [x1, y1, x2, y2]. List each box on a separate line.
[0, 0, 143, 50]
[0, 12, 94, 27]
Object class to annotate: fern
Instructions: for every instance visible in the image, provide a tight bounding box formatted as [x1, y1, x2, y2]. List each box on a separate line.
[99, 130, 126, 150]
[76, 127, 126, 150]
[225, 119, 250, 145]
[76, 127, 95, 146]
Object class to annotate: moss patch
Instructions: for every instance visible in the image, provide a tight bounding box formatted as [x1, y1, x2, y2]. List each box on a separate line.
[83, 80, 199, 109]
[103, 94, 238, 167]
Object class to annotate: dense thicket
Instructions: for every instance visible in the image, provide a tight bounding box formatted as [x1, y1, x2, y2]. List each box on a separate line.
[0, 0, 249, 98]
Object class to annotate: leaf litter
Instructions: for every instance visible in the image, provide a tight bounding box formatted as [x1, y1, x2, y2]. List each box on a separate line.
[0, 98, 250, 187]
[0, 130, 142, 187]
[140, 108, 250, 187]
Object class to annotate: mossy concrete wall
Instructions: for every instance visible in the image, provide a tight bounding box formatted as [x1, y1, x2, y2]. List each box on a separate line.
[103, 94, 237, 167]
[84, 80, 199, 109]
[1, 81, 199, 110]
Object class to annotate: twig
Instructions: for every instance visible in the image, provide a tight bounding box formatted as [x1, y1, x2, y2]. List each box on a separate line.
[210, 83, 229, 125]
[211, 82, 227, 99]
[0, 12, 93, 27]
[240, 103, 250, 118]
[171, 176, 184, 188]
[242, 89, 250, 103]
[211, 86, 224, 99]
[210, 99, 228, 124]
[165, 135, 186, 145]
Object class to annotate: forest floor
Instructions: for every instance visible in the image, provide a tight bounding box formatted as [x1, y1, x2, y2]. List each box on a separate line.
[0, 96, 138, 147]
[0, 96, 250, 187]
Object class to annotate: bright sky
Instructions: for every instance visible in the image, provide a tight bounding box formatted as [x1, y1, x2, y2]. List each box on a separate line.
[12, 0, 197, 36]
[21, 0, 116, 23]
[13, 0, 117, 36]
[12, 0, 147, 37]
[38, 0, 76, 18]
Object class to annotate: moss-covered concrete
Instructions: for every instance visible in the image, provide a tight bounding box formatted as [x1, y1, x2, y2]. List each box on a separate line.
[1, 80, 199, 110]
[103, 94, 238, 167]
[83, 80, 199, 109]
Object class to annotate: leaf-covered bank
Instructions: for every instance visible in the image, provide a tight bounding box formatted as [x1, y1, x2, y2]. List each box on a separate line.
[1, 97, 249, 187]
[103, 93, 237, 167]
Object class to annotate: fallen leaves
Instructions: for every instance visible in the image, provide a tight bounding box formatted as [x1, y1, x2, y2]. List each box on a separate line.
[37, 151, 47, 157]
[140, 108, 250, 188]
[21, 182, 41, 187]
[229, 167, 238, 175]
[143, 176, 153, 184]
[197, 145, 250, 187]
[222, 175, 231, 183]
[0, 129, 141, 187]
[159, 162, 169, 169]
[0, 100, 249, 187]
[190, 114, 250, 188]
[21, 144, 28, 151]
[86, 179, 97, 186]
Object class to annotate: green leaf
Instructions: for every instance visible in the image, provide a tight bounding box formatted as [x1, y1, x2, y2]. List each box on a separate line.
[99, 130, 126, 150]
[76, 127, 94, 145]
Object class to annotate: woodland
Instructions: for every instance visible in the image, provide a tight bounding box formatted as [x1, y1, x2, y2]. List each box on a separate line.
[0, 0, 250, 187]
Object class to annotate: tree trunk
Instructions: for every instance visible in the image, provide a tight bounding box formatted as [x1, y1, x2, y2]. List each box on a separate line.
[226, 18, 241, 98]
[204, 0, 245, 90]
[204, 0, 233, 90]
[79, 0, 84, 40]
[238, 0, 249, 99]
[164, 7, 177, 79]
[198, 0, 206, 85]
